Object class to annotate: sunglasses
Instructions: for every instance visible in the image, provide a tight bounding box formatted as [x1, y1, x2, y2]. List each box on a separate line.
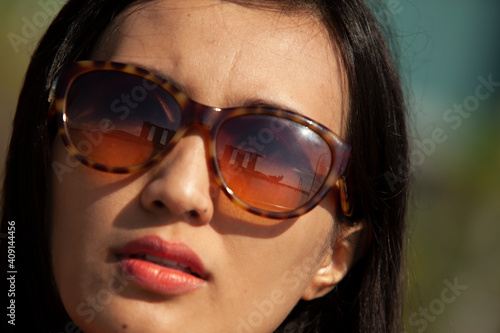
[48, 60, 353, 219]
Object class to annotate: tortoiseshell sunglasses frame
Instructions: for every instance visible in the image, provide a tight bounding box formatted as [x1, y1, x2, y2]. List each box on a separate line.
[48, 60, 354, 219]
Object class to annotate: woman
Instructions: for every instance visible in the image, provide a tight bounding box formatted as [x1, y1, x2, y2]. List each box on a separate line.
[1, 0, 409, 332]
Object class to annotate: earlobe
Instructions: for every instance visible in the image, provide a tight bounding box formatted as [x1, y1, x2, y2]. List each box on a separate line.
[301, 220, 371, 301]
[301, 250, 343, 300]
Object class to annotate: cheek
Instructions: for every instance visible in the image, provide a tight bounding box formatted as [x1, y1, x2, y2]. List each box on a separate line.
[218, 209, 334, 329]
[51, 172, 110, 319]
[50, 142, 133, 323]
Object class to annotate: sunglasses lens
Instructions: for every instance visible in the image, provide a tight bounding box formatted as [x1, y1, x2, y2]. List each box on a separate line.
[216, 114, 333, 213]
[64, 71, 181, 168]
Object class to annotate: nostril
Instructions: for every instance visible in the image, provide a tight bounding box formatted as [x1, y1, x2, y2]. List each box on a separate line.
[153, 200, 165, 208]
[188, 210, 199, 218]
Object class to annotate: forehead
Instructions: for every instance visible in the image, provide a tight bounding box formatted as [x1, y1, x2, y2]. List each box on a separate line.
[94, 0, 346, 133]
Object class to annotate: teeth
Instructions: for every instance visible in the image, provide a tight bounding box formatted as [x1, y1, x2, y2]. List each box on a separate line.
[138, 254, 195, 275]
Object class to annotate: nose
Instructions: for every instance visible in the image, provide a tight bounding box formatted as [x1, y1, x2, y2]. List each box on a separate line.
[140, 130, 214, 225]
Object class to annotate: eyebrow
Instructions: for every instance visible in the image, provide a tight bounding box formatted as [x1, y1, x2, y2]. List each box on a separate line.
[240, 98, 303, 115]
[130, 62, 303, 114]
[133, 63, 190, 94]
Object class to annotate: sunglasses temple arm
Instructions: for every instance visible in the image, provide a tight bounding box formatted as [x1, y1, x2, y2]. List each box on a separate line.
[339, 176, 356, 217]
[337, 145, 356, 218]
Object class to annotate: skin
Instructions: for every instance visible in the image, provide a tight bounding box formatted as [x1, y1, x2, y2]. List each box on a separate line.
[51, 1, 363, 332]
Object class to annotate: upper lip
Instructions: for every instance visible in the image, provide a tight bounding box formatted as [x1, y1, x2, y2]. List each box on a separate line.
[116, 235, 207, 279]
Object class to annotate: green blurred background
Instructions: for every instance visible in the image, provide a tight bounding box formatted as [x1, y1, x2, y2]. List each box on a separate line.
[383, 1, 500, 332]
[1, 0, 499, 332]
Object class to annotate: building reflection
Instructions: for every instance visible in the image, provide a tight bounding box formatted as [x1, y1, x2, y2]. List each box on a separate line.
[91, 120, 174, 149]
[219, 144, 310, 211]
[139, 121, 174, 147]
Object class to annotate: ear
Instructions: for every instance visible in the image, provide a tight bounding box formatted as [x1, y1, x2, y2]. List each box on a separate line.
[301, 219, 371, 300]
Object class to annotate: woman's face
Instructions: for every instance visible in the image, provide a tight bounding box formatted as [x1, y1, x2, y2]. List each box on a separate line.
[51, 1, 351, 332]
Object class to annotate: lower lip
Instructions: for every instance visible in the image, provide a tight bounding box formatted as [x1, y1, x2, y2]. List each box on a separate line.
[120, 258, 206, 296]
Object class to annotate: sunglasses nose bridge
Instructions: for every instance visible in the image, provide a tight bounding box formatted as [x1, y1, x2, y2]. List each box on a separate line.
[178, 101, 222, 158]
[184, 102, 228, 193]
[189, 102, 223, 129]
[180, 102, 224, 143]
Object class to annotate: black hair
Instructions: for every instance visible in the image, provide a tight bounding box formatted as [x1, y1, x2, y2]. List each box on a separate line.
[1, 0, 409, 332]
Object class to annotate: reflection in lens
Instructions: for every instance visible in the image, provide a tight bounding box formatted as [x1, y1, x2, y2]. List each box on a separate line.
[216, 114, 332, 212]
[64, 71, 181, 168]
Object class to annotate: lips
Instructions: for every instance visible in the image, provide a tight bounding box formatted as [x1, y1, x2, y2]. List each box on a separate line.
[117, 235, 207, 296]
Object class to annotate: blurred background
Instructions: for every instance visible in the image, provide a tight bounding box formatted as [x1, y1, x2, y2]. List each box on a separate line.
[381, 1, 500, 332]
[1, 0, 499, 332]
